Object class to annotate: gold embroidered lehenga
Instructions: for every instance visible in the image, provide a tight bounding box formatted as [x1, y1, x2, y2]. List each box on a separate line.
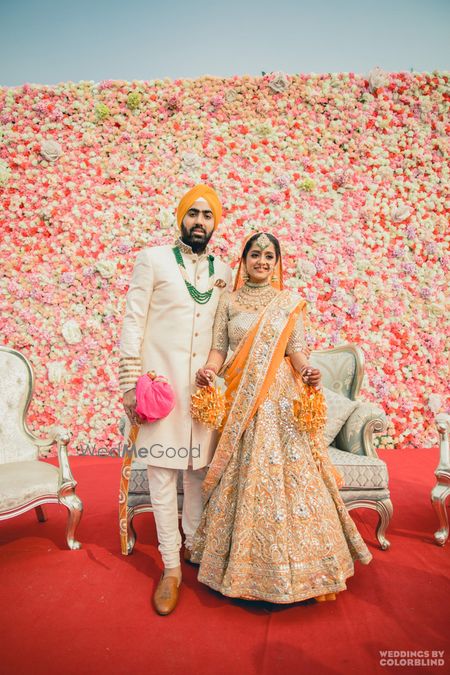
[191, 250, 372, 604]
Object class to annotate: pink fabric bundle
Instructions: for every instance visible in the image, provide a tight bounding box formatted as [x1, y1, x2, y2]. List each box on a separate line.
[135, 372, 175, 423]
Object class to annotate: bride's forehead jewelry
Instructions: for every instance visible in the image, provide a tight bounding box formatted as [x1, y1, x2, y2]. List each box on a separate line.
[255, 233, 271, 250]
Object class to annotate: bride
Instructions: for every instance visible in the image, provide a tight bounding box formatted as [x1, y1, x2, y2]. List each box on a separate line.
[191, 231, 372, 604]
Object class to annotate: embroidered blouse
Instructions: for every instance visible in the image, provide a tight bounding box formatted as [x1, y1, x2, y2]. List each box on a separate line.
[211, 289, 308, 355]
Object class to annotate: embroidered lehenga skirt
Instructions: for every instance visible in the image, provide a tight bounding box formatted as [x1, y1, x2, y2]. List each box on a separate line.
[191, 289, 372, 603]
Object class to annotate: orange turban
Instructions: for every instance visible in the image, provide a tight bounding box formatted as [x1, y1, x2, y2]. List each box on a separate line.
[176, 184, 222, 230]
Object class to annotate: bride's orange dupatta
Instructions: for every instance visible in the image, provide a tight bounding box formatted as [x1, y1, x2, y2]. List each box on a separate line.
[202, 290, 305, 502]
[223, 297, 306, 431]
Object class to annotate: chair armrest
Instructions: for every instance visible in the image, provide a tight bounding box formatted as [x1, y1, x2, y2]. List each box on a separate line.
[335, 402, 387, 458]
[26, 424, 76, 486]
[54, 428, 77, 487]
[24, 424, 70, 455]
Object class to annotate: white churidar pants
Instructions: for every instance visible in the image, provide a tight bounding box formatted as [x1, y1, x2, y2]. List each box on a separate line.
[146, 465, 205, 568]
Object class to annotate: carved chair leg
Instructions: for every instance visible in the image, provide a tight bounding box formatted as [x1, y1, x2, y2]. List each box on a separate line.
[59, 487, 83, 550]
[431, 485, 450, 546]
[127, 509, 137, 555]
[346, 498, 392, 550]
[35, 505, 47, 522]
[375, 498, 393, 550]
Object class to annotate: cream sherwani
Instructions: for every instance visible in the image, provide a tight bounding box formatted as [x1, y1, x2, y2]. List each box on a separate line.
[119, 237, 232, 567]
[119, 239, 232, 469]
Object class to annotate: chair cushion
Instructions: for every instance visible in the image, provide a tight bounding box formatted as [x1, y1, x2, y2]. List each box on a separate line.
[328, 447, 389, 490]
[0, 461, 59, 512]
[323, 388, 359, 445]
[127, 462, 149, 494]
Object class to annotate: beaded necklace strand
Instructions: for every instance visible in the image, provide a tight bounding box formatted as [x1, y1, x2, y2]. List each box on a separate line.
[172, 246, 215, 305]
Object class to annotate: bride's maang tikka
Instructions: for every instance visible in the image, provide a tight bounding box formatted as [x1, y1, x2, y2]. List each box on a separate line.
[255, 232, 271, 250]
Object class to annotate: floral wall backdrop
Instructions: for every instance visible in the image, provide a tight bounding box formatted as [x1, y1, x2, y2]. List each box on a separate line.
[0, 70, 448, 453]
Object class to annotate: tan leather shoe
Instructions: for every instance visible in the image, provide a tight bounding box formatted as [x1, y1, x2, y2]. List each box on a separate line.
[153, 576, 180, 615]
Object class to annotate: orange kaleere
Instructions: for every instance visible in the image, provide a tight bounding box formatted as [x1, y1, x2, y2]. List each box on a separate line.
[292, 371, 344, 489]
[191, 385, 226, 430]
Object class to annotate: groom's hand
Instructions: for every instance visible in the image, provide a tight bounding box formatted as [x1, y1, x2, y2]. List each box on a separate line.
[123, 387, 142, 424]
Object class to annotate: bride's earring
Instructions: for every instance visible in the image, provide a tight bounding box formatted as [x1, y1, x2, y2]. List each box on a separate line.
[243, 267, 249, 282]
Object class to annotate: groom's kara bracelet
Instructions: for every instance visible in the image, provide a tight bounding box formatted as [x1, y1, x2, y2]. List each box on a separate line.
[204, 364, 219, 374]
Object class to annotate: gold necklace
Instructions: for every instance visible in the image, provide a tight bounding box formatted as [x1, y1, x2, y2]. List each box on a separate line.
[235, 283, 278, 311]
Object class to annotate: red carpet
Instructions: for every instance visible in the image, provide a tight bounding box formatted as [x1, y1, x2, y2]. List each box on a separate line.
[1, 449, 449, 675]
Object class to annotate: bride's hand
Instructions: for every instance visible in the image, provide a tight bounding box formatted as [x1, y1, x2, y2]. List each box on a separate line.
[195, 368, 216, 388]
[301, 366, 322, 389]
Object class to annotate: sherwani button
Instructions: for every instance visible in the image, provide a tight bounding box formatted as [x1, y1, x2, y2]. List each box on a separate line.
[193, 353, 197, 357]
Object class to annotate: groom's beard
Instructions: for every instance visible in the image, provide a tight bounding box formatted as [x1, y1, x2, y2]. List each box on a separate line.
[180, 224, 213, 254]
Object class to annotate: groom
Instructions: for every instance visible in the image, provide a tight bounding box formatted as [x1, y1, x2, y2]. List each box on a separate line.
[119, 184, 232, 615]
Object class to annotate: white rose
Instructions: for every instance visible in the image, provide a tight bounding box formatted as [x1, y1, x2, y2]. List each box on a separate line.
[96, 260, 116, 278]
[428, 303, 445, 317]
[391, 205, 411, 222]
[40, 140, 63, 162]
[296, 259, 317, 279]
[355, 259, 370, 271]
[268, 72, 289, 93]
[158, 207, 175, 230]
[256, 122, 275, 138]
[61, 319, 82, 345]
[256, 99, 271, 115]
[0, 159, 11, 186]
[367, 67, 388, 92]
[311, 232, 327, 243]
[47, 361, 66, 384]
[428, 394, 442, 414]
[87, 315, 103, 330]
[72, 303, 88, 315]
[181, 152, 201, 171]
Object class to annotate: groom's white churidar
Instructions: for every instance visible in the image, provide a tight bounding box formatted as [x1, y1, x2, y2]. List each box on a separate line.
[119, 184, 232, 614]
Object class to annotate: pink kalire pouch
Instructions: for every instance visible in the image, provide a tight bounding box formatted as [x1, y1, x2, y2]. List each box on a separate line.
[135, 371, 175, 423]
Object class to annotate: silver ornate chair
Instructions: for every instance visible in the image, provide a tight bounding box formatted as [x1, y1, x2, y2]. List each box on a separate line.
[431, 413, 450, 545]
[310, 345, 392, 550]
[0, 346, 83, 549]
[120, 343, 392, 554]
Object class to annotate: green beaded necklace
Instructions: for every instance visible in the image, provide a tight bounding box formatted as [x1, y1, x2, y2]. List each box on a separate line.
[172, 246, 215, 304]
